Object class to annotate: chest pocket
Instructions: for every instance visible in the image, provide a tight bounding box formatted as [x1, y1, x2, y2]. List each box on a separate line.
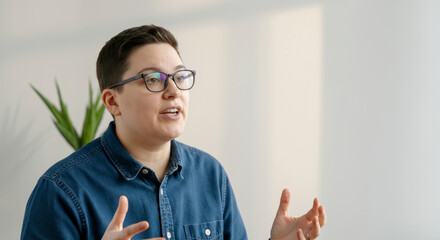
[184, 220, 224, 240]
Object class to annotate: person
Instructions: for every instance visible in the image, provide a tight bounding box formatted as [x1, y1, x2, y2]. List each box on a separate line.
[21, 25, 325, 240]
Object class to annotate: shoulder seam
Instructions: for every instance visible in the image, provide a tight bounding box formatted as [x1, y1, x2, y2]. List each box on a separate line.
[175, 141, 216, 159]
[41, 176, 87, 235]
[44, 144, 102, 179]
[221, 170, 226, 217]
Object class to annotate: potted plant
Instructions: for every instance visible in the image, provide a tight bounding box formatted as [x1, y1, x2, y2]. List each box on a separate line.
[31, 80, 105, 150]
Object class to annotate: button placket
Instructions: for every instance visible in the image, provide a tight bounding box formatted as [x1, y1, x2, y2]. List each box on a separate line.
[158, 176, 174, 240]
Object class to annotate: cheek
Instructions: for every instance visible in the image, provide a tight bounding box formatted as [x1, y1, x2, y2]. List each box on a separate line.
[182, 92, 190, 108]
[137, 101, 158, 119]
[124, 95, 157, 120]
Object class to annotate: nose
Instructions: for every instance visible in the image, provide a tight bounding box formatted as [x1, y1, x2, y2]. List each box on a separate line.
[162, 76, 180, 99]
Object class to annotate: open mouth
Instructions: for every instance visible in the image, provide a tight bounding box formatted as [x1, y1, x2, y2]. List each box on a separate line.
[159, 106, 183, 120]
[162, 108, 179, 115]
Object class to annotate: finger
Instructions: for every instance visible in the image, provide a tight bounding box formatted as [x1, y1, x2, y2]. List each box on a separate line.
[313, 198, 319, 214]
[304, 198, 319, 220]
[109, 196, 129, 230]
[318, 205, 326, 227]
[297, 228, 307, 240]
[276, 188, 291, 217]
[121, 221, 149, 239]
[308, 217, 321, 239]
[314, 198, 320, 209]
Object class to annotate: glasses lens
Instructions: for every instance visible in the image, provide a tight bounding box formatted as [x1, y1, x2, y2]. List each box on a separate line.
[145, 72, 167, 91]
[174, 70, 194, 90]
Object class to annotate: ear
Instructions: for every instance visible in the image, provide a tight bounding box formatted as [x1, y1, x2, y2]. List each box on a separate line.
[102, 89, 121, 116]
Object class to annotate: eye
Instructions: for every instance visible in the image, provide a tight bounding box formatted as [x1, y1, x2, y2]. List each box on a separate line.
[175, 72, 192, 82]
[146, 77, 159, 84]
[175, 75, 185, 82]
[145, 72, 164, 85]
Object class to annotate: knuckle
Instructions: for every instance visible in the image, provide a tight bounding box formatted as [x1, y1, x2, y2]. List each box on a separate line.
[120, 229, 131, 239]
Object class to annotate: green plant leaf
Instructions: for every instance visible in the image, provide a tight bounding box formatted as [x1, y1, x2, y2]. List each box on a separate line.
[54, 121, 80, 150]
[93, 90, 101, 109]
[32, 80, 105, 151]
[31, 85, 65, 123]
[55, 80, 79, 140]
[80, 82, 105, 147]
[80, 105, 93, 146]
[89, 81, 93, 107]
[90, 85, 104, 138]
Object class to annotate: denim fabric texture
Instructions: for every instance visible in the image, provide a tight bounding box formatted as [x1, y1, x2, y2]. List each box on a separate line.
[21, 122, 247, 240]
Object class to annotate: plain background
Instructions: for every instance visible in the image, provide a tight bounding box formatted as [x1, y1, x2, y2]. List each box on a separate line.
[1, 0, 439, 239]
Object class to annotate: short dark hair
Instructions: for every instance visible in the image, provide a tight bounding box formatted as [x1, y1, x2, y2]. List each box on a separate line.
[96, 25, 180, 92]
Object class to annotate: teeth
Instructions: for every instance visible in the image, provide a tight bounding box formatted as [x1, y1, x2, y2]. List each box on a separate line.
[164, 108, 178, 113]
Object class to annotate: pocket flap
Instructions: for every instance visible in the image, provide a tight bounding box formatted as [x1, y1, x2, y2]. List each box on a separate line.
[184, 220, 224, 239]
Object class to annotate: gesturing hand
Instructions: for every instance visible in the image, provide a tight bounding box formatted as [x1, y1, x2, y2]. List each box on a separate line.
[270, 189, 326, 240]
[102, 196, 164, 240]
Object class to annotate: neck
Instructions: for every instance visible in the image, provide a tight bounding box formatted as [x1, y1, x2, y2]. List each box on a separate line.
[130, 142, 171, 181]
[115, 125, 171, 181]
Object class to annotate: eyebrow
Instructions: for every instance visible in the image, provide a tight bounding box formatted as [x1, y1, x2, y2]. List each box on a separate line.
[136, 64, 186, 75]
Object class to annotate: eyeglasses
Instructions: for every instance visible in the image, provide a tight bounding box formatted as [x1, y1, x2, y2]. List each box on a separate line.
[108, 69, 196, 92]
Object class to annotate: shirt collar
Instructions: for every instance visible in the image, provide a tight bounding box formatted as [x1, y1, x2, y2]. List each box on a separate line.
[101, 121, 183, 181]
[169, 139, 183, 176]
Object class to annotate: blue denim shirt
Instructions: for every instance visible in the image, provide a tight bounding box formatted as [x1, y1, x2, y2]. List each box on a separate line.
[21, 122, 247, 239]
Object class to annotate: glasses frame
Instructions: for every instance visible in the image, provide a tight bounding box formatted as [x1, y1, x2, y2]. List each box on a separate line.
[108, 69, 196, 92]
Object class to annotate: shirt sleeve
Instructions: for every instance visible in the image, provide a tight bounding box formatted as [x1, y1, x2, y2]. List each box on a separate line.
[21, 177, 83, 240]
[222, 171, 248, 239]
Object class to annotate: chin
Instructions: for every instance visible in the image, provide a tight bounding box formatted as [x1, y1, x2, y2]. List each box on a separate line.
[161, 127, 184, 141]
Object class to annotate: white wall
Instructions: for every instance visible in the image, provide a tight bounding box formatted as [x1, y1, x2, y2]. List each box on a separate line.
[321, 0, 440, 239]
[1, 0, 439, 239]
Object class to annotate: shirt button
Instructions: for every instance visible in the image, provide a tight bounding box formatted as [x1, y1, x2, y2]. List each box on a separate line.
[205, 229, 211, 236]
[142, 169, 149, 174]
[160, 188, 164, 196]
[166, 231, 171, 239]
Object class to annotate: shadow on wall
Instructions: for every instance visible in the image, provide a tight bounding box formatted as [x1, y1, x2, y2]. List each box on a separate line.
[0, 104, 48, 190]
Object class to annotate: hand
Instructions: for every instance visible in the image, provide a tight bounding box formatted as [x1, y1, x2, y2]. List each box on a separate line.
[102, 196, 164, 240]
[297, 229, 310, 240]
[270, 189, 326, 240]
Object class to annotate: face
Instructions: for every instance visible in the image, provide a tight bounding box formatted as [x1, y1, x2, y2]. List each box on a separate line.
[104, 43, 189, 146]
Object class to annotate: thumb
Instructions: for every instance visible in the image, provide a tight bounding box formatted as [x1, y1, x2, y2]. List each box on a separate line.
[276, 188, 291, 217]
[297, 228, 307, 240]
[108, 195, 129, 230]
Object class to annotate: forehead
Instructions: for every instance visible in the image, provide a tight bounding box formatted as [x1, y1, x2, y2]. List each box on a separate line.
[125, 43, 182, 75]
